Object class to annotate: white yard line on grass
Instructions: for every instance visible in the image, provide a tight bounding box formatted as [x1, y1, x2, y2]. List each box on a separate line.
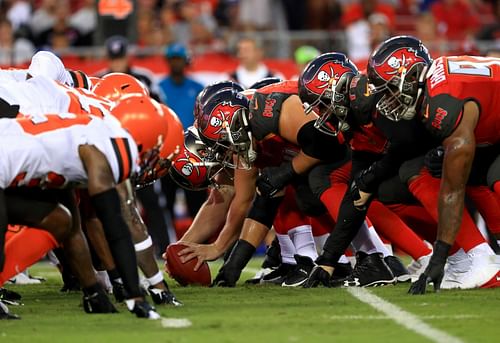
[347, 288, 465, 343]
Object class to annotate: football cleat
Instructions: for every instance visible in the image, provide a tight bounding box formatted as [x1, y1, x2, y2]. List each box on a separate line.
[385, 255, 411, 282]
[282, 255, 315, 287]
[0, 288, 22, 306]
[260, 263, 295, 285]
[440, 251, 500, 290]
[8, 271, 43, 285]
[82, 288, 118, 314]
[244, 267, 274, 284]
[408, 253, 432, 282]
[302, 265, 332, 288]
[111, 280, 128, 303]
[332, 252, 396, 287]
[261, 238, 282, 270]
[330, 262, 353, 284]
[148, 282, 183, 306]
[126, 299, 161, 320]
[0, 301, 20, 320]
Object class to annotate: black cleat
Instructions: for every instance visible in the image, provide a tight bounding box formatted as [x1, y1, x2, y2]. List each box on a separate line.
[111, 281, 128, 303]
[149, 281, 183, 307]
[282, 255, 315, 287]
[385, 255, 411, 282]
[60, 274, 81, 292]
[0, 302, 20, 320]
[261, 238, 282, 270]
[332, 252, 396, 288]
[260, 263, 295, 285]
[330, 262, 353, 284]
[126, 299, 160, 319]
[0, 288, 22, 306]
[82, 288, 118, 314]
[302, 265, 332, 288]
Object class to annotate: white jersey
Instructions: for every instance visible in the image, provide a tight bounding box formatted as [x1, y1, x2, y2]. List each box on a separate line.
[0, 75, 113, 117]
[0, 113, 138, 189]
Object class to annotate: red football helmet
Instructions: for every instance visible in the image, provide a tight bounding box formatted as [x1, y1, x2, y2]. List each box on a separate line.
[93, 73, 149, 102]
[367, 35, 432, 121]
[197, 89, 255, 169]
[169, 127, 222, 190]
[111, 94, 169, 187]
[298, 52, 359, 136]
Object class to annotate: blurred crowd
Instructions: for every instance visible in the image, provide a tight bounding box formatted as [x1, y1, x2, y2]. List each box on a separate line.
[0, 0, 499, 65]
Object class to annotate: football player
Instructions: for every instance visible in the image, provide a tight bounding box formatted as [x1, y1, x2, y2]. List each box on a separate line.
[362, 35, 500, 293]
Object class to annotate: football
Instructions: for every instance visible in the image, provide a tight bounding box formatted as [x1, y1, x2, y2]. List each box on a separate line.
[164, 243, 212, 286]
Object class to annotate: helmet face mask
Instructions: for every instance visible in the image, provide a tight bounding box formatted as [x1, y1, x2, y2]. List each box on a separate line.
[169, 127, 225, 190]
[367, 36, 432, 121]
[299, 53, 359, 136]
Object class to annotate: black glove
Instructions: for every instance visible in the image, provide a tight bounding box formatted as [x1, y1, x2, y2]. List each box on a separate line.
[348, 74, 376, 126]
[408, 240, 450, 295]
[424, 146, 444, 178]
[350, 180, 371, 211]
[256, 161, 297, 198]
[302, 265, 332, 288]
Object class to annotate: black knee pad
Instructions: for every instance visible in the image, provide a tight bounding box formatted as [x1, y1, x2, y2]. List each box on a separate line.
[399, 155, 425, 185]
[297, 121, 348, 161]
[247, 194, 284, 228]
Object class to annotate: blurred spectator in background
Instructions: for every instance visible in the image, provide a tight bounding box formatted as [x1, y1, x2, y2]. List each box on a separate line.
[229, 36, 281, 88]
[30, 0, 58, 39]
[158, 43, 207, 229]
[281, 0, 307, 30]
[477, 0, 500, 48]
[166, 0, 217, 50]
[69, 0, 97, 46]
[343, 0, 395, 62]
[431, 0, 480, 41]
[306, 0, 342, 30]
[37, 0, 80, 49]
[415, 12, 443, 56]
[293, 45, 320, 79]
[237, 0, 273, 30]
[6, 0, 32, 32]
[0, 18, 35, 65]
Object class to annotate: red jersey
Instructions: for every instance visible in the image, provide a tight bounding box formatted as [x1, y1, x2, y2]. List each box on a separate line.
[422, 56, 500, 146]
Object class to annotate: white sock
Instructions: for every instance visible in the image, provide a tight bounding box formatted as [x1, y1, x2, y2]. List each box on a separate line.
[289, 225, 318, 261]
[338, 254, 349, 264]
[351, 221, 390, 257]
[276, 233, 296, 265]
[313, 233, 329, 253]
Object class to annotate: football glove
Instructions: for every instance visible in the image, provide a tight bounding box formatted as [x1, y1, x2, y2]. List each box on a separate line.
[424, 146, 444, 178]
[256, 161, 297, 198]
[302, 266, 332, 288]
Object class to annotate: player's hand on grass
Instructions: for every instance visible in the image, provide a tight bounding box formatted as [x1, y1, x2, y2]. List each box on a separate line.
[303, 265, 333, 288]
[177, 242, 221, 271]
[409, 254, 446, 295]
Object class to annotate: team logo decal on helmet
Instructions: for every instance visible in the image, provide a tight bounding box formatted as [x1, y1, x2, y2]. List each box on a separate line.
[305, 62, 352, 95]
[202, 102, 242, 142]
[372, 47, 428, 84]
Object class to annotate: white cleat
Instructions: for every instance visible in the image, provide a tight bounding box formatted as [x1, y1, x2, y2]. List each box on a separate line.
[408, 253, 432, 282]
[441, 250, 500, 290]
[8, 271, 43, 285]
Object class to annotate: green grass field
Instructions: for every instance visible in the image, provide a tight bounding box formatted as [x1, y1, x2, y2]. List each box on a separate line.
[1, 259, 500, 343]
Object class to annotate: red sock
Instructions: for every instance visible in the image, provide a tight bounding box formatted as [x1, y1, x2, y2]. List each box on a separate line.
[273, 187, 309, 235]
[408, 171, 486, 252]
[319, 183, 347, 221]
[368, 201, 432, 260]
[466, 185, 500, 235]
[309, 214, 335, 236]
[0, 228, 58, 287]
[386, 204, 437, 243]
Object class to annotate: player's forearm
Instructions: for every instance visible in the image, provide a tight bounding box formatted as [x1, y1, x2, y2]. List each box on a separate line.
[180, 186, 234, 243]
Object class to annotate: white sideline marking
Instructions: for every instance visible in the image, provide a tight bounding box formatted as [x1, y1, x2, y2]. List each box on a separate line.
[330, 314, 479, 320]
[160, 317, 192, 328]
[347, 288, 465, 343]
